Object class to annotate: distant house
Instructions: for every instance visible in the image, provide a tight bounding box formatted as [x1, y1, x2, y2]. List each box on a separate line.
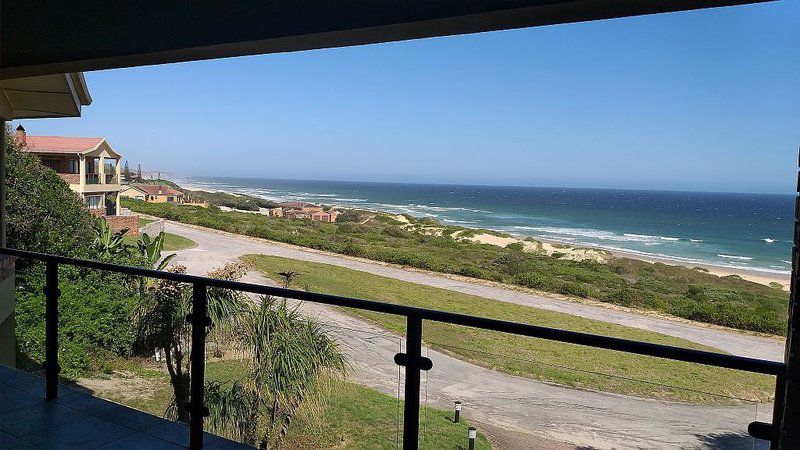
[121, 184, 184, 205]
[17, 125, 140, 233]
[310, 210, 339, 223]
[184, 199, 210, 208]
[19, 126, 123, 216]
[279, 201, 323, 213]
[266, 207, 283, 217]
[284, 210, 309, 220]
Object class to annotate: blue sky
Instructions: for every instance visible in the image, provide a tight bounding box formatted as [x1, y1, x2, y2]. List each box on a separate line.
[20, 1, 800, 194]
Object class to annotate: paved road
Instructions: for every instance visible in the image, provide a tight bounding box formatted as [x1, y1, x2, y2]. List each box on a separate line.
[166, 221, 784, 361]
[168, 221, 773, 449]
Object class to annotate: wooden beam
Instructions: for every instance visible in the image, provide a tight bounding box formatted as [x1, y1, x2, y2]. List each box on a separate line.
[1, 0, 773, 79]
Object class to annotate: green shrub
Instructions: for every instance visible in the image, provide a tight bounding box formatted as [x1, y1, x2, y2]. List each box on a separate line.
[513, 272, 550, 290]
[505, 242, 524, 252]
[336, 210, 362, 223]
[558, 281, 592, 298]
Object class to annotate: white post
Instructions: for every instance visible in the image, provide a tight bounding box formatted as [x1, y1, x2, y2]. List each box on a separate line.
[99, 155, 106, 184]
[79, 155, 86, 191]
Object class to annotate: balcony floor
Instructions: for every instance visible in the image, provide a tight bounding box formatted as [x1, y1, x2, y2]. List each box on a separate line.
[0, 365, 251, 449]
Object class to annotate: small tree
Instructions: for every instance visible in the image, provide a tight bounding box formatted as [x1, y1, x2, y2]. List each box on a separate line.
[277, 271, 300, 289]
[205, 297, 346, 448]
[123, 161, 131, 182]
[133, 263, 249, 423]
[137, 163, 142, 181]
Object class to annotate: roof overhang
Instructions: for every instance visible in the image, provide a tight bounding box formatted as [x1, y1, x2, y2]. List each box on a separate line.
[0, 73, 92, 119]
[83, 140, 121, 159]
[0, 0, 774, 79]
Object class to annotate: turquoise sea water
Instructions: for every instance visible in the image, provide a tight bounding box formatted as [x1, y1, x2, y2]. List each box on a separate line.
[176, 176, 794, 275]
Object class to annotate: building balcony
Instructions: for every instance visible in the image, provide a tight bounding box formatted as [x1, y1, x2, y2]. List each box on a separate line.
[0, 365, 249, 449]
[86, 173, 101, 185]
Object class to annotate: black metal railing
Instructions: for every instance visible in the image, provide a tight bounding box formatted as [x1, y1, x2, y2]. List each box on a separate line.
[0, 247, 786, 449]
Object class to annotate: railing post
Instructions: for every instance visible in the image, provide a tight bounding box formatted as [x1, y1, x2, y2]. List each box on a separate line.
[188, 282, 210, 449]
[778, 147, 800, 449]
[44, 260, 60, 401]
[395, 314, 432, 449]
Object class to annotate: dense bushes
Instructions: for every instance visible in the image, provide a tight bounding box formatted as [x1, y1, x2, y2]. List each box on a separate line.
[124, 198, 789, 335]
[15, 267, 137, 378]
[5, 132, 142, 377]
[4, 137, 95, 258]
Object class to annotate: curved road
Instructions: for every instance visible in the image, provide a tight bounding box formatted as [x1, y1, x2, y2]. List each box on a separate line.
[167, 220, 774, 449]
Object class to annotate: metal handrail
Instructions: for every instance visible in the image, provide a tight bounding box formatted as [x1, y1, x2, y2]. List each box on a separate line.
[0, 246, 786, 448]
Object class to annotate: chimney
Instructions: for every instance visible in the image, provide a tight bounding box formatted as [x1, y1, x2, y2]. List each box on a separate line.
[158, 187, 163, 195]
[15, 124, 26, 146]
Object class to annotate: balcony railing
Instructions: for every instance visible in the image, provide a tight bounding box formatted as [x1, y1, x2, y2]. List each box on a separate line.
[0, 247, 786, 450]
[105, 173, 118, 184]
[85, 173, 100, 184]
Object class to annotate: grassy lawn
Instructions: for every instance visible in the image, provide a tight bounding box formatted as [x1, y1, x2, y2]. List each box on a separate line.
[161, 232, 196, 251]
[243, 254, 775, 404]
[124, 197, 788, 335]
[207, 361, 491, 449]
[96, 359, 490, 449]
[122, 231, 196, 251]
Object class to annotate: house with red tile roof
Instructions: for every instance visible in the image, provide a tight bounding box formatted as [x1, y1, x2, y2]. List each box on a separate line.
[16, 125, 125, 217]
[120, 184, 184, 205]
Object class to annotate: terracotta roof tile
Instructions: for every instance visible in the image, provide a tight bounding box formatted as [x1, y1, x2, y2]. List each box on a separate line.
[134, 184, 183, 196]
[24, 136, 104, 154]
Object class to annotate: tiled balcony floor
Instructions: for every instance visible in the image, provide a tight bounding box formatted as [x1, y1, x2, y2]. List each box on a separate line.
[0, 365, 251, 449]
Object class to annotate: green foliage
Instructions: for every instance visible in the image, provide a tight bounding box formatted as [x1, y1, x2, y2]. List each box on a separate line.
[134, 263, 249, 422]
[204, 297, 346, 447]
[4, 132, 95, 258]
[15, 266, 137, 379]
[124, 197, 789, 335]
[137, 232, 177, 270]
[505, 242, 524, 251]
[6, 132, 142, 378]
[335, 210, 362, 223]
[92, 217, 129, 259]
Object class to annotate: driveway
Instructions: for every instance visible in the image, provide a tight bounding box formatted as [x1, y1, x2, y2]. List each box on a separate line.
[168, 221, 773, 449]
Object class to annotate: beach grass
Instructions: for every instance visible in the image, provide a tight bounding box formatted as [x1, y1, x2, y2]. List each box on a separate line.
[243, 254, 775, 404]
[123, 198, 788, 335]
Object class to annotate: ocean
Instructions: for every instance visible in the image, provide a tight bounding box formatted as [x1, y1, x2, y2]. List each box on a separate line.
[175, 176, 795, 275]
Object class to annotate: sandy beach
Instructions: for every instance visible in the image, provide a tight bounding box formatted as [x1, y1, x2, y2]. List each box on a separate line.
[455, 229, 790, 290]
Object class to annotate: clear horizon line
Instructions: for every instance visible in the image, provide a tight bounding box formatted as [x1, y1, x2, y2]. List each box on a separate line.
[169, 173, 795, 197]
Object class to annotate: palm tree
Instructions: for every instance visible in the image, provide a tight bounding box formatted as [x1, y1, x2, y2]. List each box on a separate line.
[205, 297, 346, 448]
[133, 263, 249, 423]
[277, 271, 300, 289]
